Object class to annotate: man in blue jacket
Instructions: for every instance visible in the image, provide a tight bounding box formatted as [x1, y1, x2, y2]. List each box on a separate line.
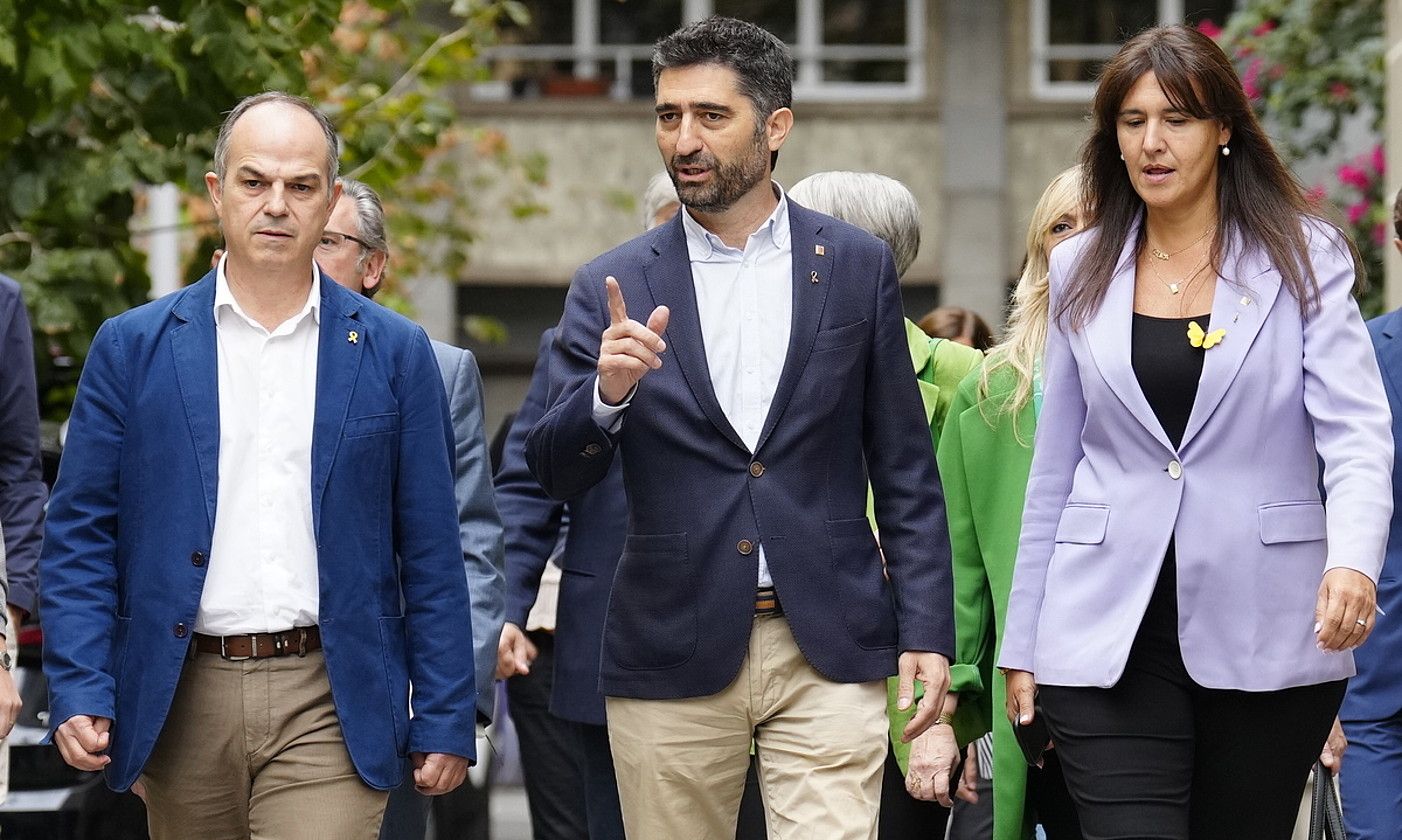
[1342, 189, 1402, 840]
[0, 274, 44, 638]
[526, 17, 955, 837]
[40, 92, 476, 839]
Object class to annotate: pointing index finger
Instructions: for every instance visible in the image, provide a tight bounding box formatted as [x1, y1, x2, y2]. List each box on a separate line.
[605, 276, 628, 326]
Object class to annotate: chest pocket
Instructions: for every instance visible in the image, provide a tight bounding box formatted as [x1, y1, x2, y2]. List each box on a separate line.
[344, 412, 399, 439]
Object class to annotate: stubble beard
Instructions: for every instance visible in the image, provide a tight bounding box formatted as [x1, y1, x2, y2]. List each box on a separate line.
[669, 132, 770, 214]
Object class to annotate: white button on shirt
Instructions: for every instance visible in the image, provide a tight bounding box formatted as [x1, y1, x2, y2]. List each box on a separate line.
[196, 258, 322, 635]
[596, 187, 793, 587]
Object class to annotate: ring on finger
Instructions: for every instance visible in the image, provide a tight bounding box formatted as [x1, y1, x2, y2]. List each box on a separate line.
[1356, 618, 1368, 627]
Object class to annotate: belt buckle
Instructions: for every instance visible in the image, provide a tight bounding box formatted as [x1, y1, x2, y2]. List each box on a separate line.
[221, 634, 254, 662]
[296, 628, 308, 657]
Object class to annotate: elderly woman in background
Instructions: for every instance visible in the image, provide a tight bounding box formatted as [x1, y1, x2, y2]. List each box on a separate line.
[914, 166, 1087, 840]
[999, 25, 1392, 839]
[789, 171, 982, 840]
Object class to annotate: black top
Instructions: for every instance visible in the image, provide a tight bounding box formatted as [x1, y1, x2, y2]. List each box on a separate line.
[1131, 312, 1209, 449]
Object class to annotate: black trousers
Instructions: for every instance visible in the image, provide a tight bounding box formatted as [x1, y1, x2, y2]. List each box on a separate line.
[1026, 749, 1082, 839]
[509, 631, 590, 840]
[570, 720, 626, 840]
[1037, 551, 1343, 840]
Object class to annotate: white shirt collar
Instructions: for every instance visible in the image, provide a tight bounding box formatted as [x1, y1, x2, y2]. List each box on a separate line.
[214, 254, 322, 331]
[680, 181, 791, 259]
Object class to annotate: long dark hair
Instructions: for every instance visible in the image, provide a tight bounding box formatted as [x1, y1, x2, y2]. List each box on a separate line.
[1061, 24, 1358, 328]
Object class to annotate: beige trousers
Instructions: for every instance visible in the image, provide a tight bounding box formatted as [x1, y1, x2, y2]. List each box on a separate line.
[607, 615, 888, 840]
[141, 649, 388, 840]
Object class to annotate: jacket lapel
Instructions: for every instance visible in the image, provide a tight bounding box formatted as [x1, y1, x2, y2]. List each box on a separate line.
[170, 272, 221, 532]
[756, 204, 833, 451]
[311, 273, 365, 536]
[641, 218, 749, 453]
[1081, 230, 1176, 452]
[1178, 238, 1281, 450]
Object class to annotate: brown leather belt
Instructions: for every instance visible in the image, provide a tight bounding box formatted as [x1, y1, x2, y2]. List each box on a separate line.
[755, 587, 783, 616]
[193, 626, 321, 660]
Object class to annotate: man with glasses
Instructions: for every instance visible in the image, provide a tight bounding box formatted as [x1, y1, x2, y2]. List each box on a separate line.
[313, 178, 505, 840]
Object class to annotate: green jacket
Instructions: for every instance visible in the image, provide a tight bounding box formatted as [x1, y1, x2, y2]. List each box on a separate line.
[939, 364, 1038, 840]
[882, 320, 983, 767]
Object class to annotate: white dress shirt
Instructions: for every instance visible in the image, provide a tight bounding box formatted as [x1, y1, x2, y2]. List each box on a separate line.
[596, 187, 793, 587]
[196, 259, 321, 635]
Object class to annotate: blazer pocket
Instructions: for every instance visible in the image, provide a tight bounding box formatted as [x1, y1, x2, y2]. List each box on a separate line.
[344, 412, 399, 439]
[605, 532, 697, 670]
[1055, 503, 1109, 545]
[812, 319, 869, 353]
[1258, 501, 1326, 544]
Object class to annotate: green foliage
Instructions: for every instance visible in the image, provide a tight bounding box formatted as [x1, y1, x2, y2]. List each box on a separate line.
[0, 0, 541, 417]
[1213, 0, 1386, 314]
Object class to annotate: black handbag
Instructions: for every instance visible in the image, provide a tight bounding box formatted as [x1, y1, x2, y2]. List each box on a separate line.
[1308, 760, 1346, 840]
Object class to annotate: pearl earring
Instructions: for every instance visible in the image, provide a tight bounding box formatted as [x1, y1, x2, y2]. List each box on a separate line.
[1120, 153, 1125, 161]
[1221, 145, 1230, 157]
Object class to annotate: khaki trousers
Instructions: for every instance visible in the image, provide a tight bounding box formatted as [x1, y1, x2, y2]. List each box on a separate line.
[141, 649, 388, 840]
[607, 615, 887, 840]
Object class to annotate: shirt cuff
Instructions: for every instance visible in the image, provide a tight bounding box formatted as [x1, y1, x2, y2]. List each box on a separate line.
[592, 377, 633, 434]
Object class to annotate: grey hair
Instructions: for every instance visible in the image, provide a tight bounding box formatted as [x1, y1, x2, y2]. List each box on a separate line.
[653, 17, 793, 167]
[339, 177, 389, 259]
[213, 91, 340, 186]
[641, 172, 679, 230]
[788, 171, 921, 278]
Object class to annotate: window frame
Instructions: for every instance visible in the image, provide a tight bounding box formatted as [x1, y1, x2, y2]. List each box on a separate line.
[476, 0, 927, 103]
[1028, 0, 1186, 102]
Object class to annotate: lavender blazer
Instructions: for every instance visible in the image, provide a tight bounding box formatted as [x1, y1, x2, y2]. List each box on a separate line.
[999, 217, 1393, 691]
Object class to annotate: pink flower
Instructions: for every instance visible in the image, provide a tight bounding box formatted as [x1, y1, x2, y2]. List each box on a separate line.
[1373, 144, 1386, 176]
[1374, 221, 1392, 246]
[1242, 58, 1264, 100]
[1347, 201, 1369, 226]
[1252, 20, 1277, 37]
[1196, 19, 1223, 39]
[1338, 164, 1371, 191]
[1330, 81, 1352, 101]
[1305, 185, 1327, 205]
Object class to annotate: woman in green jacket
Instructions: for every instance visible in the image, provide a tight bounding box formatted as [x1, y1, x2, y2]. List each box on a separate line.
[909, 166, 1086, 839]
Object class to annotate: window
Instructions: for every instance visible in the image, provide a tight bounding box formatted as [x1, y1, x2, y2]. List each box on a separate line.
[1029, 0, 1237, 101]
[474, 0, 925, 103]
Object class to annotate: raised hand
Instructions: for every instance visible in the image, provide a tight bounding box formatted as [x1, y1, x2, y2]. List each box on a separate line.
[598, 276, 670, 406]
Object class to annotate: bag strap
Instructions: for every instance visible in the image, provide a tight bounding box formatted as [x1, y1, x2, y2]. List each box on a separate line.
[1309, 761, 1346, 840]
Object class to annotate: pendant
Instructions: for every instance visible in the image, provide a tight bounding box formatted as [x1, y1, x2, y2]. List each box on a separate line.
[1151, 248, 1171, 260]
[1169, 283, 1180, 295]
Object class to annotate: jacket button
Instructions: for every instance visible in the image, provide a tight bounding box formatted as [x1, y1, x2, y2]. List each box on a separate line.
[737, 539, 754, 556]
[191, 551, 206, 567]
[1167, 460, 1183, 480]
[749, 462, 765, 477]
[174, 623, 188, 638]
[582, 443, 603, 457]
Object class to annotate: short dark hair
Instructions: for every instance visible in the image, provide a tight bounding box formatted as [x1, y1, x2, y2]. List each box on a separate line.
[1393, 184, 1402, 242]
[652, 16, 793, 169]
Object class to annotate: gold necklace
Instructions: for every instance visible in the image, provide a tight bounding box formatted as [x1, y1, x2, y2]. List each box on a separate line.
[1148, 251, 1209, 296]
[1149, 226, 1211, 261]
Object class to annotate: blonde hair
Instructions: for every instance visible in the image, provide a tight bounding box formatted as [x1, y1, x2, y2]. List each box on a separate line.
[979, 166, 1085, 431]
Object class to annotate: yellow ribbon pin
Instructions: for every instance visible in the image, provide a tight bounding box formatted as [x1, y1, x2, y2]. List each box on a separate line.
[348, 330, 359, 344]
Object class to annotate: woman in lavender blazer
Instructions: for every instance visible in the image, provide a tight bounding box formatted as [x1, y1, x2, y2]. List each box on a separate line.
[997, 25, 1393, 840]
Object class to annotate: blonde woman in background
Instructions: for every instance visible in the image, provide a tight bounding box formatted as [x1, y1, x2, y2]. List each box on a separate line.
[904, 167, 1087, 840]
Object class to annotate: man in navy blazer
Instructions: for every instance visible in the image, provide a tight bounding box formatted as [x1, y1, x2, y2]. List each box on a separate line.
[526, 17, 954, 837]
[0, 275, 45, 637]
[1341, 198, 1402, 839]
[40, 93, 476, 839]
[497, 328, 627, 839]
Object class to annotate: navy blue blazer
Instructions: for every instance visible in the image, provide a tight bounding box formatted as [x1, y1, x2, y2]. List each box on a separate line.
[0, 274, 46, 615]
[40, 271, 477, 791]
[496, 329, 626, 726]
[526, 202, 954, 700]
[1345, 308, 1402, 722]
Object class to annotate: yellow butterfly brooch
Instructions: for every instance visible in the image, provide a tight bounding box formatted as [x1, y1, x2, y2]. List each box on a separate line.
[1187, 320, 1226, 350]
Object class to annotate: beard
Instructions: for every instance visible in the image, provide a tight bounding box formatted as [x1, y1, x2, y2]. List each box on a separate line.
[668, 133, 769, 213]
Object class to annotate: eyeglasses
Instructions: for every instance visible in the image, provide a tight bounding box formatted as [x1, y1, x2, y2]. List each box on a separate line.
[316, 230, 370, 253]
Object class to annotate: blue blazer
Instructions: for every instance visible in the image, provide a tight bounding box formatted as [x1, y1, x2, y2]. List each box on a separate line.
[1344, 308, 1402, 722]
[0, 274, 46, 615]
[40, 271, 478, 791]
[526, 203, 954, 700]
[496, 329, 626, 726]
[431, 341, 506, 723]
